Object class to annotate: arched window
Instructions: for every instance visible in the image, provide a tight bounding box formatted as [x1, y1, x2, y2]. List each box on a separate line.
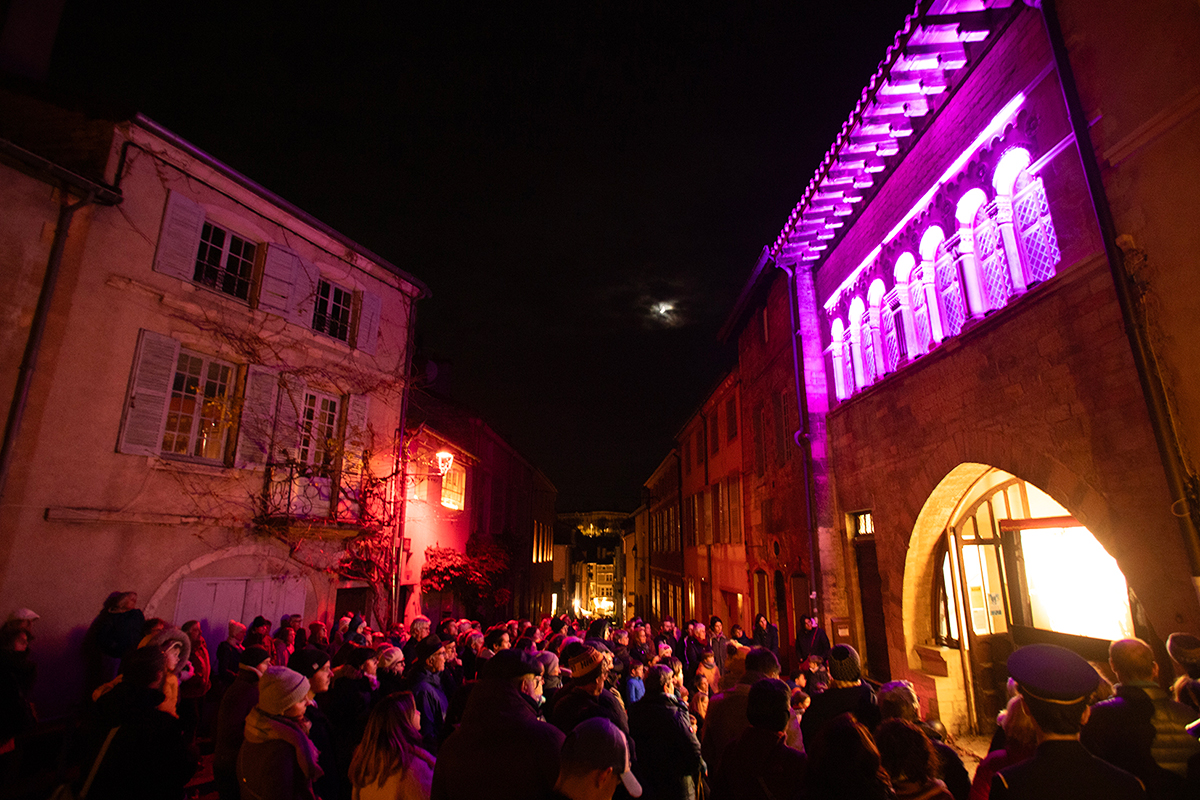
[918, 227, 949, 344]
[933, 540, 960, 647]
[973, 200, 1015, 310]
[830, 319, 852, 400]
[1012, 171, 1062, 284]
[849, 297, 871, 388]
[933, 237, 967, 338]
[875, 272, 907, 373]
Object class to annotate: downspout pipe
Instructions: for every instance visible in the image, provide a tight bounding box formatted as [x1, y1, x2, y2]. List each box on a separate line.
[0, 148, 121, 501]
[775, 260, 823, 627]
[1041, 1, 1200, 604]
[391, 303, 421, 627]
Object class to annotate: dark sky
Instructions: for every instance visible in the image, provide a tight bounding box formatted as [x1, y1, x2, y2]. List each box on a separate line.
[49, 1, 912, 511]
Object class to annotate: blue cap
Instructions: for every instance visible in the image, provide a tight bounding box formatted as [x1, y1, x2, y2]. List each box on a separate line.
[1007, 643, 1098, 703]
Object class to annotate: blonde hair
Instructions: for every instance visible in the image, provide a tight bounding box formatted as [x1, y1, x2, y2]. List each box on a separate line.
[349, 692, 423, 789]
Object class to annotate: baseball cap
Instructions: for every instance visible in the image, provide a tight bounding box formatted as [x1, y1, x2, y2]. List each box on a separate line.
[561, 717, 642, 797]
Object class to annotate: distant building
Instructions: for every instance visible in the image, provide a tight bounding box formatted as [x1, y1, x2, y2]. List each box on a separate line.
[676, 371, 752, 633]
[401, 391, 557, 626]
[558, 511, 627, 621]
[0, 88, 426, 716]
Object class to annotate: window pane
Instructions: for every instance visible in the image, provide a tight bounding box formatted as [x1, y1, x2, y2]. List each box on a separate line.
[1021, 525, 1134, 641]
[962, 544, 1007, 635]
[162, 351, 231, 460]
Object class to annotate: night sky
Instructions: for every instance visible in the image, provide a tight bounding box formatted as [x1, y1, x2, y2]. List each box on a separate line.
[49, 1, 913, 511]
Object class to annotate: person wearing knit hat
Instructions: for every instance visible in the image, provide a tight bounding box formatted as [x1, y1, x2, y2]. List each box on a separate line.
[549, 645, 632, 744]
[376, 645, 406, 696]
[406, 634, 449, 754]
[800, 643, 880, 747]
[215, 619, 247, 687]
[283, 646, 343, 800]
[213, 643, 271, 800]
[238, 666, 323, 799]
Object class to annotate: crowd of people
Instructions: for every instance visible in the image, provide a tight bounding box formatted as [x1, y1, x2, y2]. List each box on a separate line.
[3, 598, 1200, 799]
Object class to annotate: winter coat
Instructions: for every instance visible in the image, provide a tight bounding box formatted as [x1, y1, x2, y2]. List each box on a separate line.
[216, 640, 245, 684]
[991, 740, 1146, 800]
[1081, 681, 1200, 791]
[0, 647, 36, 742]
[214, 668, 259, 775]
[710, 726, 806, 800]
[84, 681, 198, 800]
[180, 636, 211, 699]
[750, 619, 779, 655]
[307, 699, 348, 800]
[800, 682, 881, 745]
[550, 684, 631, 741]
[237, 706, 323, 800]
[324, 673, 376, 780]
[628, 691, 704, 800]
[405, 668, 448, 754]
[702, 673, 765, 777]
[431, 678, 564, 800]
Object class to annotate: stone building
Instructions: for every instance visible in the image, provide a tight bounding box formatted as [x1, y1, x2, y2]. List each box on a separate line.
[743, 0, 1200, 734]
[0, 90, 426, 716]
[677, 371, 751, 633]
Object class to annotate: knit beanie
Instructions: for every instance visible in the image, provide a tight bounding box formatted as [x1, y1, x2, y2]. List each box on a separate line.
[828, 644, 862, 682]
[258, 666, 310, 715]
[289, 646, 331, 678]
[1167, 632, 1200, 667]
[240, 645, 272, 668]
[377, 646, 404, 672]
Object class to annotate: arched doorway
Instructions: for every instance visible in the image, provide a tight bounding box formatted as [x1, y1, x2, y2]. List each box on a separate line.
[907, 466, 1136, 733]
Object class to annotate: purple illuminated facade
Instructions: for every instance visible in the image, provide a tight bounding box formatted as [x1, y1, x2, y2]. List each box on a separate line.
[730, 0, 1200, 734]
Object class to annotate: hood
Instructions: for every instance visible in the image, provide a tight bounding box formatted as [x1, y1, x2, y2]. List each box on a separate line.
[147, 627, 191, 674]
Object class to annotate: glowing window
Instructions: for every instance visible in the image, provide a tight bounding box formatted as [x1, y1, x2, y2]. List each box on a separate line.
[934, 547, 960, 647]
[934, 239, 967, 337]
[882, 296, 907, 372]
[1020, 525, 1133, 641]
[162, 350, 234, 461]
[910, 268, 934, 353]
[440, 463, 466, 510]
[961, 543, 1008, 636]
[298, 391, 339, 477]
[860, 318, 876, 385]
[194, 222, 256, 301]
[1012, 173, 1062, 284]
[973, 201, 1014, 310]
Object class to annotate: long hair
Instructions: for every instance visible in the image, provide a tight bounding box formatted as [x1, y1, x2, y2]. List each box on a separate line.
[349, 691, 424, 789]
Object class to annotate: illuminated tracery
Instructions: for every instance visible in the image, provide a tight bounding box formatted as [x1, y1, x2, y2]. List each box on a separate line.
[823, 121, 1063, 399]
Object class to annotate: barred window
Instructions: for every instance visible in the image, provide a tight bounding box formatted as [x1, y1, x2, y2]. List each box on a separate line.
[194, 222, 256, 300]
[313, 280, 354, 342]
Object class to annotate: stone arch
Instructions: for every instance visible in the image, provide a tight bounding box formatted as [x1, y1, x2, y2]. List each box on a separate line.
[144, 540, 326, 620]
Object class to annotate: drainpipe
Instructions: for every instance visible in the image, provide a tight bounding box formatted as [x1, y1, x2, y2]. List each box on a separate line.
[390, 301, 420, 627]
[1041, 1, 1200, 605]
[0, 145, 124, 501]
[775, 261, 824, 628]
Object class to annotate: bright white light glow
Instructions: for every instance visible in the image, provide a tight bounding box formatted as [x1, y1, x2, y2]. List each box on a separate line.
[654, 302, 674, 317]
[1022, 526, 1134, 641]
[824, 91, 1027, 311]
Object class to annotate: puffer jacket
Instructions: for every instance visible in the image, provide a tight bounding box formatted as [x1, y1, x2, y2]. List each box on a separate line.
[1082, 682, 1200, 778]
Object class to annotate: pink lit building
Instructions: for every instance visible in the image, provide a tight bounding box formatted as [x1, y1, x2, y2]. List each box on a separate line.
[735, 0, 1200, 735]
[0, 90, 426, 716]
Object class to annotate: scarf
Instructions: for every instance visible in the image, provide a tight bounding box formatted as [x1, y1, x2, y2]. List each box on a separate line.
[243, 706, 324, 782]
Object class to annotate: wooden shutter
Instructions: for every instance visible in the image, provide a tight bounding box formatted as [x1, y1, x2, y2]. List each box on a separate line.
[274, 375, 305, 462]
[118, 330, 179, 456]
[340, 394, 370, 482]
[153, 191, 205, 282]
[289, 257, 320, 329]
[258, 244, 298, 316]
[353, 291, 382, 355]
[234, 365, 280, 469]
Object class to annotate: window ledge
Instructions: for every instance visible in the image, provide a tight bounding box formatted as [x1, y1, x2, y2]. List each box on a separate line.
[914, 644, 955, 677]
[149, 456, 232, 476]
